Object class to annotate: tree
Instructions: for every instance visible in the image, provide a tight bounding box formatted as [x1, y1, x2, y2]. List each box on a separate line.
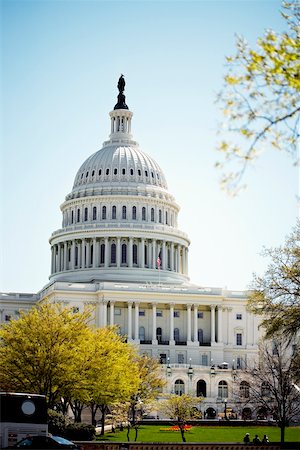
[236, 342, 300, 444]
[0, 301, 91, 409]
[216, 2, 300, 194]
[158, 394, 201, 442]
[248, 221, 300, 346]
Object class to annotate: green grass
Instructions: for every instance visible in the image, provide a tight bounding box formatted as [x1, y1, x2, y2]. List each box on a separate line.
[97, 425, 300, 443]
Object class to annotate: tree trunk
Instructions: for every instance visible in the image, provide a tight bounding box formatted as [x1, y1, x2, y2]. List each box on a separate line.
[90, 403, 98, 427]
[100, 404, 107, 436]
[127, 424, 131, 442]
[134, 425, 138, 442]
[180, 426, 186, 443]
[280, 423, 285, 445]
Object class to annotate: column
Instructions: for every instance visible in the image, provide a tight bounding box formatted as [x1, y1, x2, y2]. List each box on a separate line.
[116, 237, 121, 268]
[152, 303, 157, 343]
[102, 301, 107, 326]
[210, 305, 216, 343]
[193, 305, 198, 343]
[162, 241, 166, 270]
[57, 244, 61, 272]
[227, 308, 232, 345]
[95, 238, 100, 267]
[78, 241, 81, 268]
[109, 301, 114, 325]
[187, 304, 192, 343]
[134, 302, 139, 341]
[127, 302, 133, 340]
[152, 239, 156, 268]
[51, 247, 55, 274]
[128, 238, 133, 268]
[64, 241, 68, 271]
[71, 241, 75, 270]
[177, 245, 181, 273]
[81, 239, 86, 268]
[92, 238, 97, 268]
[170, 243, 174, 271]
[104, 237, 109, 268]
[86, 240, 90, 268]
[217, 305, 223, 343]
[185, 248, 189, 275]
[169, 303, 175, 344]
[140, 238, 145, 269]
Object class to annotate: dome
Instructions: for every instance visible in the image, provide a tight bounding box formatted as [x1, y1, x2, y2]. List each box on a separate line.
[72, 143, 168, 192]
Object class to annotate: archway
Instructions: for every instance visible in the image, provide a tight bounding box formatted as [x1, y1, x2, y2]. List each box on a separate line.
[197, 379, 207, 397]
[206, 407, 216, 419]
[242, 407, 252, 420]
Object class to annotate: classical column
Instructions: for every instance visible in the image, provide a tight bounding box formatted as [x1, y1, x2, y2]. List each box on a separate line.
[210, 305, 216, 343]
[78, 241, 81, 268]
[170, 242, 174, 271]
[95, 238, 100, 267]
[71, 240, 75, 270]
[185, 248, 189, 275]
[127, 302, 133, 340]
[102, 301, 107, 326]
[217, 305, 223, 343]
[81, 239, 86, 268]
[86, 240, 91, 268]
[187, 304, 192, 343]
[227, 307, 232, 345]
[116, 237, 121, 268]
[193, 305, 198, 343]
[140, 238, 145, 269]
[51, 246, 55, 274]
[177, 245, 181, 273]
[92, 238, 97, 268]
[152, 239, 156, 268]
[152, 303, 157, 344]
[109, 301, 114, 325]
[162, 241, 166, 270]
[134, 302, 140, 341]
[63, 241, 68, 271]
[169, 303, 175, 344]
[128, 238, 133, 268]
[104, 237, 109, 268]
[57, 244, 61, 272]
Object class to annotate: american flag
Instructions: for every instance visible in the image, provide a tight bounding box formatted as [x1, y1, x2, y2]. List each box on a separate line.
[157, 256, 161, 269]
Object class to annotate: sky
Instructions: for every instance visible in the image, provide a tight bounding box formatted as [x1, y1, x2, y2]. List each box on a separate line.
[1, 0, 299, 294]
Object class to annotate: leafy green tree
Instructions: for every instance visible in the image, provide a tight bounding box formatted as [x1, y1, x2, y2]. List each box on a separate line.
[216, 2, 300, 194]
[248, 221, 300, 346]
[0, 301, 91, 409]
[158, 394, 201, 442]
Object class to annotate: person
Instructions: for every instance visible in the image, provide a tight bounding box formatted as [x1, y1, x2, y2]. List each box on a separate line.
[262, 435, 269, 443]
[253, 434, 261, 443]
[243, 433, 250, 443]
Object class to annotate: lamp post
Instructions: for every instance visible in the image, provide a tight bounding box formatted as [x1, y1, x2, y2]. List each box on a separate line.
[224, 398, 228, 420]
[166, 357, 172, 377]
[187, 358, 194, 394]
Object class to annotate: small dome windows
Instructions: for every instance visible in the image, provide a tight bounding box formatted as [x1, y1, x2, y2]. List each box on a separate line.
[106, 169, 110, 175]
[145, 170, 148, 177]
[122, 168, 126, 175]
[92, 170, 95, 177]
[130, 169, 134, 176]
[98, 169, 102, 176]
[81, 173, 84, 179]
[151, 172, 154, 178]
[138, 169, 141, 176]
[114, 168, 118, 175]
[86, 172, 89, 177]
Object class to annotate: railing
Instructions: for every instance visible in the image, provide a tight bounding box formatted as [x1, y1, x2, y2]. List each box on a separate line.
[76, 442, 291, 450]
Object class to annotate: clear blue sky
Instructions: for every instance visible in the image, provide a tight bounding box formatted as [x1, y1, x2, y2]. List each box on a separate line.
[1, 0, 298, 293]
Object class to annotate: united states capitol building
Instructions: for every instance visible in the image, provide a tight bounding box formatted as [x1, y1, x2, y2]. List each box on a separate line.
[0, 77, 262, 420]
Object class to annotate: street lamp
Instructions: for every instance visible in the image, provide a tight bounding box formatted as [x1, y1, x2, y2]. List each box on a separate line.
[224, 398, 228, 420]
[166, 357, 172, 376]
[187, 358, 194, 379]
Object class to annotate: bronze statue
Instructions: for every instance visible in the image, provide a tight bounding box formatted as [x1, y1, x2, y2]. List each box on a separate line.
[117, 74, 125, 93]
[114, 74, 128, 110]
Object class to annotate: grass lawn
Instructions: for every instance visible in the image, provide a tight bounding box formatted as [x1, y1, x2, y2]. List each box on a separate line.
[98, 425, 300, 443]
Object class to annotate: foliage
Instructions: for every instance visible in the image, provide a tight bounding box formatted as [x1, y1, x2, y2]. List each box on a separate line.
[48, 409, 71, 436]
[158, 394, 201, 442]
[64, 423, 95, 441]
[0, 301, 92, 408]
[237, 342, 300, 444]
[248, 221, 300, 347]
[216, 2, 300, 194]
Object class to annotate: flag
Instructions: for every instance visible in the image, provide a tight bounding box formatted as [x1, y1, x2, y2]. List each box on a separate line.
[157, 256, 161, 270]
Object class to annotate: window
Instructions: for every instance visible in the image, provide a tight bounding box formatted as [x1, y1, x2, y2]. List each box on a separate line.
[237, 357, 242, 369]
[84, 207, 88, 221]
[261, 382, 270, 397]
[197, 380, 207, 397]
[144, 245, 147, 266]
[106, 168, 109, 175]
[159, 353, 167, 364]
[132, 206, 137, 220]
[100, 243, 105, 264]
[114, 168, 117, 175]
[139, 310, 145, 317]
[174, 380, 185, 396]
[92, 170, 95, 176]
[86, 171, 89, 177]
[71, 210, 74, 223]
[240, 381, 250, 398]
[177, 354, 184, 364]
[92, 206, 97, 220]
[138, 169, 141, 176]
[111, 243, 116, 264]
[112, 205, 116, 219]
[166, 211, 168, 224]
[151, 171, 154, 178]
[145, 170, 148, 177]
[156, 327, 162, 343]
[156, 310, 163, 317]
[218, 381, 228, 399]
[142, 207, 146, 220]
[139, 326, 145, 340]
[174, 311, 180, 318]
[198, 328, 203, 343]
[77, 209, 80, 222]
[151, 208, 154, 222]
[201, 354, 208, 366]
[102, 206, 106, 219]
[174, 328, 180, 342]
[122, 206, 126, 219]
[198, 311, 204, 318]
[75, 246, 78, 266]
[236, 313, 242, 320]
[122, 168, 126, 175]
[236, 333, 242, 346]
[159, 209, 162, 223]
[98, 169, 102, 176]
[121, 244, 127, 264]
[133, 244, 138, 264]
[5, 315, 11, 321]
[130, 168, 134, 176]
[114, 308, 121, 316]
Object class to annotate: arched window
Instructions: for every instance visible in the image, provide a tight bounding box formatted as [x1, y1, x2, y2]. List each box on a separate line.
[240, 381, 250, 398]
[111, 243, 116, 264]
[77, 209, 80, 222]
[122, 168, 126, 175]
[261, 382, 270, 397]
[75, 246, 78, 267]
[156, 327, 162, 343]
[132, 206, 136, 220]
[122, 206, 127, 219]
[71, 210, 74, 224]
[159, 209, 162, 223]
[142, 207, 146, 220]
[90, 244, 93, 266]
[151, 208, 154, 222]
[92, 206, 97, 220]
[121, 244, 127, 264]
[144, 245, 148, 266]
[218, 381, 228, 399]
[84, 207, 88, 221]
[139, 326, 145, 341]
[112, 205, 116, 219]
[130, 168, 134, 176]
[114, 168, 117, 175]
[102, 206, 106, 220]
[174, 380, 185, 396]
[133, 244, 138, 265]
[198, 329, 204, 344]
[197, 380, 207, 397]
[174, 328, 180, 342]
[100, 243, 105, 264]
[106, 168, 109, 175]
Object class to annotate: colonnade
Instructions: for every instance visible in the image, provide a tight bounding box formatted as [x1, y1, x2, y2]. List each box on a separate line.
[51, 237, 189, 275]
